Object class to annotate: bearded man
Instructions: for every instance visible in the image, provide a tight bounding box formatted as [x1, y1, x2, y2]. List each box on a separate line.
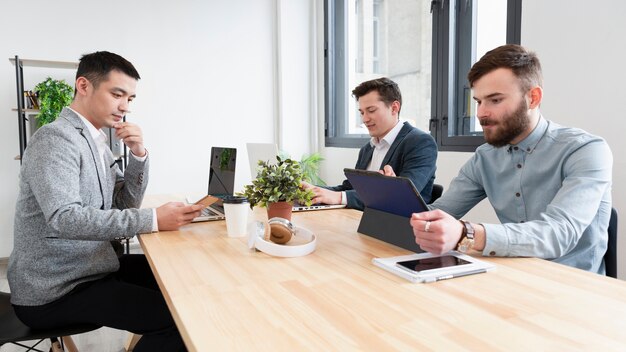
[406, 44, 612, 274]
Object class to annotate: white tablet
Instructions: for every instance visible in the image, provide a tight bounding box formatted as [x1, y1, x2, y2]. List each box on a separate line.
[372, 251, 495, 283]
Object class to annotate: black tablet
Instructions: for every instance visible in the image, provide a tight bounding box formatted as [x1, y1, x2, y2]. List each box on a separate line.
[343, 168, 429, 218]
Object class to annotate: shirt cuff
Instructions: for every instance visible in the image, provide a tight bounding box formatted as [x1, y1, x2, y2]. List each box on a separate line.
[130, 148, 148, 162]
[340, 191, 347, 205]
[152, 208, 159, 232]
[481, 223, 509, 257]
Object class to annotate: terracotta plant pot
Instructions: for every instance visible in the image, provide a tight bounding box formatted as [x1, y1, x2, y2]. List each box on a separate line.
[267, 201, 293, 221]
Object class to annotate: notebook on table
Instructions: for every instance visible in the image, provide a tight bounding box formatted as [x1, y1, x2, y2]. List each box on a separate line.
[191, 147, 237, 222]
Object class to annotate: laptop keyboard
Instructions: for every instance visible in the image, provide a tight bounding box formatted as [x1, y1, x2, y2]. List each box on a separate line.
[201, 207, 220, 217]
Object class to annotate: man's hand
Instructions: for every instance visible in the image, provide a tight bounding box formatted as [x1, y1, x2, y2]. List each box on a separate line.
[379, 165, 396, 177]
[114, 121, 145, 157]
[410, 209, 464, 254]
[301, 182, 342, 205]
[156, 202, 204, 231]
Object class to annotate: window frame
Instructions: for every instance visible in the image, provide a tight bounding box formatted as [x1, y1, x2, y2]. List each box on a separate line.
[324, 0, 521, 150]
[325, 0, 371, 148]
[429, 0, 522, 152]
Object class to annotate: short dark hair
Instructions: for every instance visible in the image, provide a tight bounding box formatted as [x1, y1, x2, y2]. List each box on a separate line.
[468, 44, 543, 93]
[75, 51, 140, 90]
[352, 77, 402, 114]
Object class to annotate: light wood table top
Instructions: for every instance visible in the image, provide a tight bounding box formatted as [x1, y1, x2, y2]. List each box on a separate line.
[139, 196, 626, 351]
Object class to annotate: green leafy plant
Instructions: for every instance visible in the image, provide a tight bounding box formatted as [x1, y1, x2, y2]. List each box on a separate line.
[238, 156, 314, 208]
[299, 153, 326, 186]
[278, 151, 327, 186]
[33, 77, 73, 127]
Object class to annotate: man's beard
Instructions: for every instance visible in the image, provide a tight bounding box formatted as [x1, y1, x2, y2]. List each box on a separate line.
[481, 100, 530, 148]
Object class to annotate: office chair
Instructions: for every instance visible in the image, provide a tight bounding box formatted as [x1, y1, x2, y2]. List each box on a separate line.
[0, 291, 100, 352]
[604, 207, 618, 279]
[429, 184, 444, 204]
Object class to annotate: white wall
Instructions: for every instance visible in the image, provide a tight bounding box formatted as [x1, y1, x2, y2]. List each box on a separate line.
[321, 1, 626, 278]
[0, 0, 282, 257]
[521, 0, 626, 277]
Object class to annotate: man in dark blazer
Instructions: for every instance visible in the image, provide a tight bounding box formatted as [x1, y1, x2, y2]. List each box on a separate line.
[303, 78, 438, 210]
[8, 51, 202, 351]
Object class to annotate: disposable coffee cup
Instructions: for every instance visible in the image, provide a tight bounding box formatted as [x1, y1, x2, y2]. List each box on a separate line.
[223, 196, 250, 238]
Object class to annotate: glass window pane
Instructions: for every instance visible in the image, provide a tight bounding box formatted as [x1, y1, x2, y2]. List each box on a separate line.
[346, 0, 432, 135]
[464, 0, 508, 135]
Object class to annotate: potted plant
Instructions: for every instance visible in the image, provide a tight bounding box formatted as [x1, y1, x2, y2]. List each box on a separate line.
[239, 156, 314, 220]
[33, 77, 73, 127]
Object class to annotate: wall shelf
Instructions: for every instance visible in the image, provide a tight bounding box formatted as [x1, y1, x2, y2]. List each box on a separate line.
[9, 55, 127, 170]
[10, 56, 79, 162]
[9, 58, 78, 70]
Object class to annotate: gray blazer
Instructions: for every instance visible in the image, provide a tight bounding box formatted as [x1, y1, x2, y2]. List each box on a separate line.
[8, 108, 153, 306]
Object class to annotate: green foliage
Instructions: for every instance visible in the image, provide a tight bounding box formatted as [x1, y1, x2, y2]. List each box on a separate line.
[278, 151, 327, 186]
[238, 156, 314, 208]
[33, 77, 73, 127]
[299, 152, 326, 186]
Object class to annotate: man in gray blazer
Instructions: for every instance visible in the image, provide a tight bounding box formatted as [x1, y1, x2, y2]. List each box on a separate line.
[8, 51, 202, 351]
[303, 78, 438, 210]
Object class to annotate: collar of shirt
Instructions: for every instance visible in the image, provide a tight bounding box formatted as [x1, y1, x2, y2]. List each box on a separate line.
[510, 116, 548, 154]
[370, 120, 403, 149]
[68, 107, 109, 171]
[68, 107, 108, 147]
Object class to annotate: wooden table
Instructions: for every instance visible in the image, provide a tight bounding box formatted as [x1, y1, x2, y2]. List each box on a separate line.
[139, 197, 626, 351]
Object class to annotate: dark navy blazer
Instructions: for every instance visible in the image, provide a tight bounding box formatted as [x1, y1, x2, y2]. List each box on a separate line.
[328, 122, 437, 210]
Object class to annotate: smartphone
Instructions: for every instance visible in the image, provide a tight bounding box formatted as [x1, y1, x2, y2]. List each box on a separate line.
[395, 255, 471, 273]
[194, 195, 219, 208]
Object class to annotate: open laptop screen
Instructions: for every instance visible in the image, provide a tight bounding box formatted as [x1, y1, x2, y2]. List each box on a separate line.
[208, 147, 237, 198]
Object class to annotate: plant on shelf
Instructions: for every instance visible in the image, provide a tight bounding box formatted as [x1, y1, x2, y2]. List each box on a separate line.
[278, 151, 327, 186]
[239, 156, 314, 219]
[33, 77, 73, 127]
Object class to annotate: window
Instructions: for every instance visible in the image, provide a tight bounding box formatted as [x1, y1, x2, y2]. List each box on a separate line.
[325, 0, 521, 151]
[325, 0, 432, 148]
[430, 0, 521, 151]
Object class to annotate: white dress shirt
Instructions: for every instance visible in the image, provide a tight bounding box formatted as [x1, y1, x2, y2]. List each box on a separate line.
[340, 120, 403, 205]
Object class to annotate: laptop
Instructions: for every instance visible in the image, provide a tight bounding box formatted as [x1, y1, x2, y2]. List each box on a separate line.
[246, 142, 279, 178]
[245, 143, 345, 212]
[192, 147, 237, 222]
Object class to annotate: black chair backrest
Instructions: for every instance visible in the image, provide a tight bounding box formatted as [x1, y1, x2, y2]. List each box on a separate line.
[605, 207, 618, 278]
[429, 184, 443, 204]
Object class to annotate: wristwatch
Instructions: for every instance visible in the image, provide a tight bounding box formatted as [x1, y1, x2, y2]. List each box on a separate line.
[457, 220, 475, 253]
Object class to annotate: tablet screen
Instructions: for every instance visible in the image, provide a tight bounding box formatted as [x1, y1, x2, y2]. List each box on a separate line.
[396, 255, 471, 272]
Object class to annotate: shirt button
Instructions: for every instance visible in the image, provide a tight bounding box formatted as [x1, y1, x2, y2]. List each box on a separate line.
[515, 192, 520, 197]
[513, 146, 519, 150]
[526, 147, 531, 152]
[517, 164, 522, 169]
[489, 251, 496, 256]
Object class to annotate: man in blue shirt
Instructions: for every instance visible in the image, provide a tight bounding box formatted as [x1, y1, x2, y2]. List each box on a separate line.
[408, 44, 612, 273]
[303, 78, 438, 210]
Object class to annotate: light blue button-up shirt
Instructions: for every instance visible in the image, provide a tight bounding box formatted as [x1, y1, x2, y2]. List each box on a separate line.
[432, 117, 612, 273]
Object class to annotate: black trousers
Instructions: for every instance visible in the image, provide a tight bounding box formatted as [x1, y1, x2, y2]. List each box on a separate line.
[13, 254, 186, 352]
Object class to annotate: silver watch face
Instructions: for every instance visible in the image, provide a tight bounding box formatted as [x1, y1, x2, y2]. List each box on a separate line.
[458, 238, 473, 253]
